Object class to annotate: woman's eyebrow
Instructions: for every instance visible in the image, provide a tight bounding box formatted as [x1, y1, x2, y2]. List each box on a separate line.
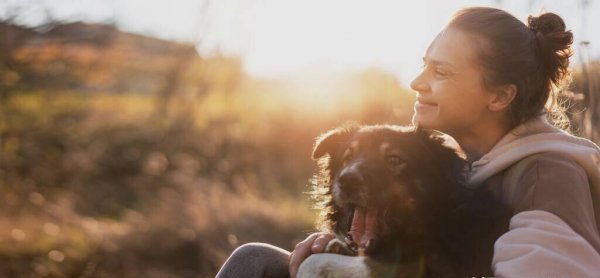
[422, 57, 458, 71]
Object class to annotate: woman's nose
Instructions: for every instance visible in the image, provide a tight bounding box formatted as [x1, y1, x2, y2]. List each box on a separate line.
[410, 71, 430, 93]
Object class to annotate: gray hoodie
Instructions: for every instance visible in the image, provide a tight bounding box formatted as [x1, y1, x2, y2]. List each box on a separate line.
[465, 116, 600, 277]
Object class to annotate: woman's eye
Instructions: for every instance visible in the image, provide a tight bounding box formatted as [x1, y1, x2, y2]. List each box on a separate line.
[434, 68, 448, 78]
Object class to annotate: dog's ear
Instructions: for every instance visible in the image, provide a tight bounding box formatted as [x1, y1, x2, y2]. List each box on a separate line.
[312, 124, 359, 159]
[415, 128, 463, 158]
[414, 126, 448, 147]
[413, 127, 467, 180]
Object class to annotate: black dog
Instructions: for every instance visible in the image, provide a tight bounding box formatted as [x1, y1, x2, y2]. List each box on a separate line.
[310, 124, 511, 277]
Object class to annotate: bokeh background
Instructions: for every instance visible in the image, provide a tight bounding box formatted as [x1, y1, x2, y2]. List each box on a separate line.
[1, 0, 599, 277]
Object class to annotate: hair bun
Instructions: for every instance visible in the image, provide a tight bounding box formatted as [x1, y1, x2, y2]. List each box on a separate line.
[527, 12, 573, 83]
[528, 13, 566, 35]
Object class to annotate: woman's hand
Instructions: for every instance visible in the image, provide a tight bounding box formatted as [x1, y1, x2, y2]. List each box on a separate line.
[289, 232, 335, 278]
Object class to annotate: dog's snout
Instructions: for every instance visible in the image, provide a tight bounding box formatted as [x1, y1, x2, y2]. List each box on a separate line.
[338, 168, 364, 191]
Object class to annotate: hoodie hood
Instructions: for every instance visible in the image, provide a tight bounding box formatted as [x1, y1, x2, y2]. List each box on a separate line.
[464, 116, 600, 189]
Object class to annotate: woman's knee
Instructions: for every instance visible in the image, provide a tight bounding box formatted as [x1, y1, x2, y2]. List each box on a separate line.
[230, 242, 289, 259]
[217, 243, 290, 278]
[230, 243, 262, 258]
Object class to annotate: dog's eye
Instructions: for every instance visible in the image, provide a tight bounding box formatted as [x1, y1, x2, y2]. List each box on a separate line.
[386, 155, 404, 167]
[344, 153, 354, 162]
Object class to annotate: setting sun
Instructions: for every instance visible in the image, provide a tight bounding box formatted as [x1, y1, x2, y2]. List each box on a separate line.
[198, 0, 599, 86]
[220, 0, 443, 83]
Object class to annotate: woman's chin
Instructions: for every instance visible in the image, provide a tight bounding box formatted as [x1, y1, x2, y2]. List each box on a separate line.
[412, 114, 435, 129]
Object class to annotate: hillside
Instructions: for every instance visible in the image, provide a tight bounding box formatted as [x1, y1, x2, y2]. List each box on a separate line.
[1, 21, 201, 94]
[0, 20, 417, 277]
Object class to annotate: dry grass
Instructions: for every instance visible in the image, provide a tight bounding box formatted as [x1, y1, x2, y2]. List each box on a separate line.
[0, 71, 413, 276]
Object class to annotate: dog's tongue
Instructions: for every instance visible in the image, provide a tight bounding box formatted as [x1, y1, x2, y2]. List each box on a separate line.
[348, 207, 379, 253]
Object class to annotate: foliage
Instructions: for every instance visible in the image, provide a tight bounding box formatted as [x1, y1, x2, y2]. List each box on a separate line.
[0, 21, 415, 277]
[570, 61, 600, 140]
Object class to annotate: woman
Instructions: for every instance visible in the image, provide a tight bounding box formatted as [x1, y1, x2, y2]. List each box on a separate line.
[217, 7, 600, 277]
[404, 7, 600, 277]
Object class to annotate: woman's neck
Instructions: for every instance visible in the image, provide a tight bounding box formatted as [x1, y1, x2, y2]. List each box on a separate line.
[450, 120, 512, 163]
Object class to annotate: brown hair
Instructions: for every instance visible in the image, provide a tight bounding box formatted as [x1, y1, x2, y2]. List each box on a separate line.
[448, 7, 573, 129]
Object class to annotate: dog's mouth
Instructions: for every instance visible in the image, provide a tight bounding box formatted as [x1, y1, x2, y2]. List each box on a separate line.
[346, 205, 381, 255]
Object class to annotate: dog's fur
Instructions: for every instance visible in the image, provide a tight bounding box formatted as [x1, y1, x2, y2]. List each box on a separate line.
[310, 124, 511, 277]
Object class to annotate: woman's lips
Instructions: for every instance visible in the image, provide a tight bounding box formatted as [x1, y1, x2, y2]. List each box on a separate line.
[414, 100, 438, 109]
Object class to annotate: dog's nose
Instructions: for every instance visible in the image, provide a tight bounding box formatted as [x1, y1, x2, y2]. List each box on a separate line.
[338, 168, 364, 191]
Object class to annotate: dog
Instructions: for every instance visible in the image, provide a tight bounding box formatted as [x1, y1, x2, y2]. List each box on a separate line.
[306, 124, 511, 277]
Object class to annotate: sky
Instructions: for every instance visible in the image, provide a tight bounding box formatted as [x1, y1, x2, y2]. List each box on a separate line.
[1, 0, 599, 85]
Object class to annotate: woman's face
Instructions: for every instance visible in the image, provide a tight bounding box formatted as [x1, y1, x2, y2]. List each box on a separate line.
[410, 28, 496, 136]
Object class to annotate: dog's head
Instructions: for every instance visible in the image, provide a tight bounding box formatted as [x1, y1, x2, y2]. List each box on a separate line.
[311, 125, 466, 256]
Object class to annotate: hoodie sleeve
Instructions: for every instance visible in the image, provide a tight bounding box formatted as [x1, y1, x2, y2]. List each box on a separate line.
[492, 153, 600, 277]
[493, 210, 600, 277]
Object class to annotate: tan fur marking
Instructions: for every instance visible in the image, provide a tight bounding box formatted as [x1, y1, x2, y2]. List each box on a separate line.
[379, 142, 390, 155]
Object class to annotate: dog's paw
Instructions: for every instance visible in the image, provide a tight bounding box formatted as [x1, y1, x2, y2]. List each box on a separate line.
[325, 238, 356, 256]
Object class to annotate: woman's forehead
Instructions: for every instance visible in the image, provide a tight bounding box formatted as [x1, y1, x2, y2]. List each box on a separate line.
[424, 28, 478, 69]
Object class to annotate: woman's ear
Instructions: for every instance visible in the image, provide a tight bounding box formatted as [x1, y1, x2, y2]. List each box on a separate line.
[488, 84, 516, 112]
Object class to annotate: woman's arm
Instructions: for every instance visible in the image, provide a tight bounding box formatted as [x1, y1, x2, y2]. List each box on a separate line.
[493, 210, 600, 277]
[493, 153, 600, 276]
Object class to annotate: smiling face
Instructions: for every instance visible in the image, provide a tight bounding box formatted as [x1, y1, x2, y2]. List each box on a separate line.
[410, 28, 497, 136]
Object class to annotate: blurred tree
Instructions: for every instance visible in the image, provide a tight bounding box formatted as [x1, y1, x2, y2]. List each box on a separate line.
[570, 60, 600, 140]
[0, 15, 423, 277]
[0, 22, 32, 98]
